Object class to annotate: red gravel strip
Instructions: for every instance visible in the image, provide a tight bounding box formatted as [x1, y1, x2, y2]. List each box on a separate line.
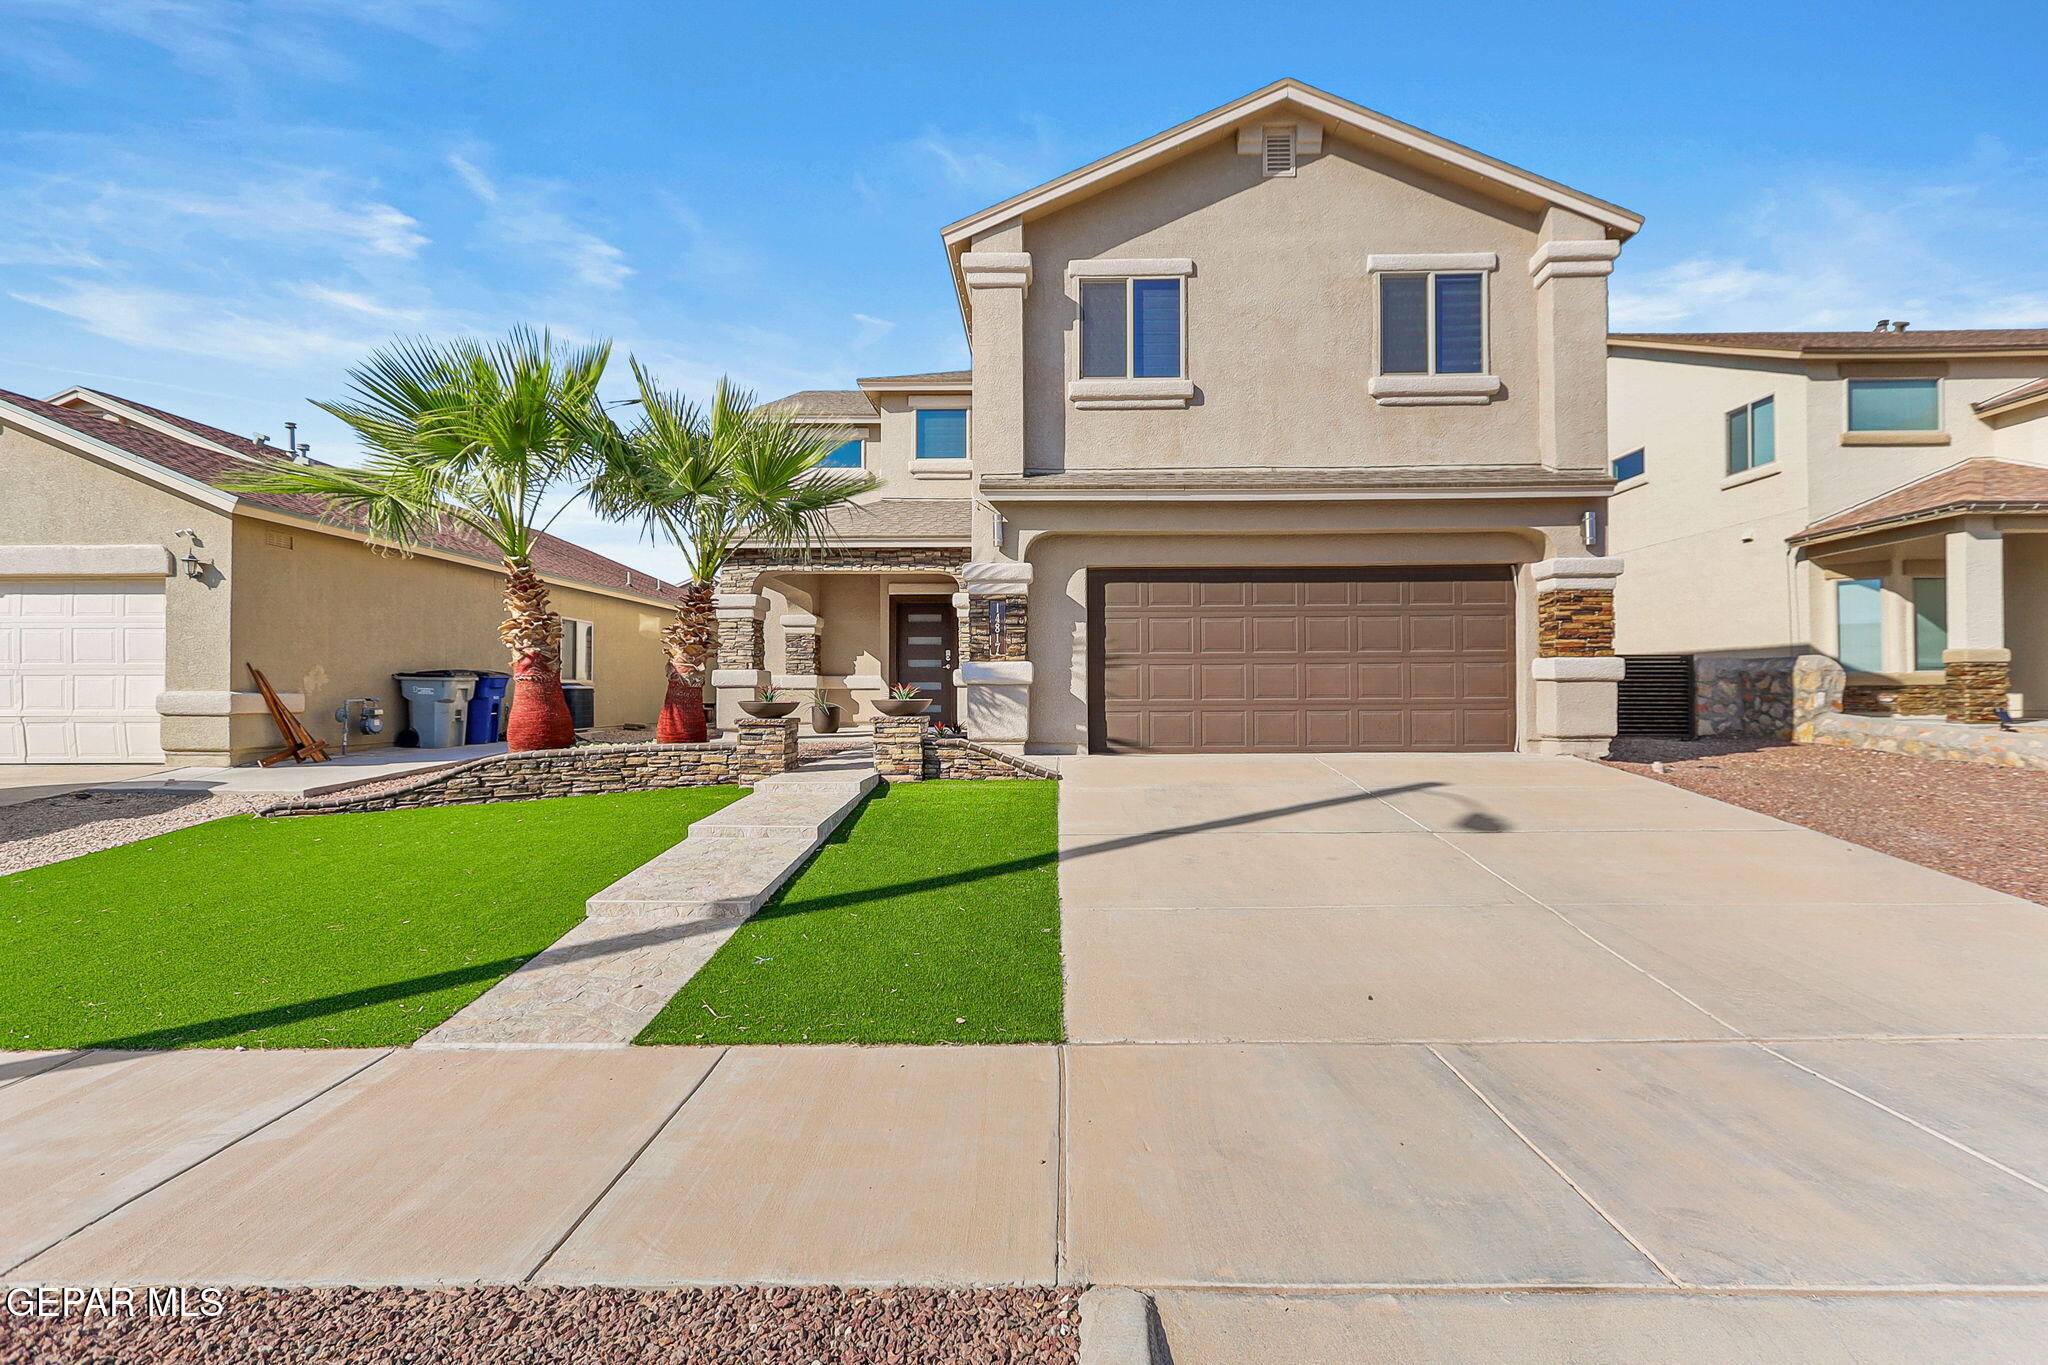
[0, 1285, 1080, 1364]
[1606, 738, 2048, 906]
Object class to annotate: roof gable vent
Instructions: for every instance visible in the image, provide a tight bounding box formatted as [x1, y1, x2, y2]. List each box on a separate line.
[1262, 126, 1296, 177]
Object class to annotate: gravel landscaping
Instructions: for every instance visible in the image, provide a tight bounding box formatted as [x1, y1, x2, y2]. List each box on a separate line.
[0, 792, 275, 876]
[1607, 738, 2048, 905]
[0, 1285, 1081, 1364]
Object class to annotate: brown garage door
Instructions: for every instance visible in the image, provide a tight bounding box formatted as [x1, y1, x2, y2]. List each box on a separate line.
[1089, 567, 1516, 753]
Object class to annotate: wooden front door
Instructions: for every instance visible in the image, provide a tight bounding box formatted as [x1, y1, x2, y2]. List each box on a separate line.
[890, 596, 958, 725]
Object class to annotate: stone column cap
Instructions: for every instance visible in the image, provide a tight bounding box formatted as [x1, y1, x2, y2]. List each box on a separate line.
[778, 613, 820, 630]
[960, 560, 1034, 592]
[1943, 648, 2013, 663]
[1531, 657, 1624, 682]
[1533, 556, 1623, 587]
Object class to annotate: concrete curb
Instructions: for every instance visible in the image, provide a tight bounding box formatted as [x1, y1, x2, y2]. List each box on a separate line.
[1080, 1287, 1170, 1365]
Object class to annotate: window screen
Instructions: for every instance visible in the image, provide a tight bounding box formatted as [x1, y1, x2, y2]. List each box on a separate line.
[1433, 273, 1484, 374]
[1079, 281, 1127, 378]
[1379, 274, 1429, 374]
[916, 409, 967, 459]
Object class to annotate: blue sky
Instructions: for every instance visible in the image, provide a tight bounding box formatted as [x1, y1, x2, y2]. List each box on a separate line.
[3, 0, 2045, 573]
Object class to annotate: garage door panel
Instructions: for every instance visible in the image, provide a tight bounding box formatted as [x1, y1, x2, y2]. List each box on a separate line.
[2, 578, 167, 763]
[1092, 567, 1516, 754]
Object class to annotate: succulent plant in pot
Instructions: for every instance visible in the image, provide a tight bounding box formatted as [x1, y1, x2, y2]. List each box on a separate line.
[874, 682, 930, 718]
[808, 689, 842, 734]
[738, 685, 800, 720]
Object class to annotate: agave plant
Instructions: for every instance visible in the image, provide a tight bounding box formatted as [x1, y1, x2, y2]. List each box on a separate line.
[575, 365, 877, 742]
[225, 327, 610, 751]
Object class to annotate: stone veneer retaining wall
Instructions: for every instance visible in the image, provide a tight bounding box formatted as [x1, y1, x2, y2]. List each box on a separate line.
[733, 716, 798, 782]
[1695, 655, 1799, 738]
[871, 712, 1056, 782]
[1789, 653, 2048, 770]
[1843, 683, 1949, 717]
[1535, 588, 1614, 657]
[264, 742, 739, 816]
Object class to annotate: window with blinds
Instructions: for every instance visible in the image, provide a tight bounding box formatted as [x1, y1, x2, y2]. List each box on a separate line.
[1378, 271, 1485, 375]
[1078, 277, 1184, 379]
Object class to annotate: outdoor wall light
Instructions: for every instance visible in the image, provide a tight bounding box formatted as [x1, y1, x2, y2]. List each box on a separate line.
[174, 528, 210, 580]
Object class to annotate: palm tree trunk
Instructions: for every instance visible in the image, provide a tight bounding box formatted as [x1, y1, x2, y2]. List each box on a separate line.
[500, 557, 576, 751]
[657, 581, 716, 743]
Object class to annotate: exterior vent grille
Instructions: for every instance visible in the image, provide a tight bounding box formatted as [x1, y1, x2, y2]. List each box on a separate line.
[1617, 654, 1696, 738]
[1262, 128, 1296, 177]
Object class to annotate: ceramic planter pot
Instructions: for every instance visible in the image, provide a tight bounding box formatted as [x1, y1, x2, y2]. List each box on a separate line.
[738, 700, 799, 719]
[873, 698, 929, 718]
[810, 705, 842, 734]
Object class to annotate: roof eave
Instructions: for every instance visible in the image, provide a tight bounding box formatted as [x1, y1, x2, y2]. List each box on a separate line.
[1791, 501, 2048, 547]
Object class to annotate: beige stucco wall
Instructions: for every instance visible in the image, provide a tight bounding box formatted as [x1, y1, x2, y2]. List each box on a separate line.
[1010, 136, 1588, 475]
[757, 568, 956, 722]
[1608, 348, 2048, 661]
[2005, 533, 2048, 716]
[226, 516, 671, 761]
[1008, 497, 1591, 753]
[1987, 403, 2048, 465]
[0, 423, 239, 759]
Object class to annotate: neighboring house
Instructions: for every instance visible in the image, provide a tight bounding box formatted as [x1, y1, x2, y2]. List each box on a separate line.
[0, 386, 678, 766]
[1607, 330, 2048, 726]
[738, 78, 1642, 755]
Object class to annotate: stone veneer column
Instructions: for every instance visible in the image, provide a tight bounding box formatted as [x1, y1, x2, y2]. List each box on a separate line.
[1528, 557, 1624, 757]
[711, 592, 769, 733]
[1944, 518, 2010, 724]
[872, 713, 929, 782]
[733, 716, 798, 783]
[780, 613, 820, 681]
[953, 561, 1034, 750]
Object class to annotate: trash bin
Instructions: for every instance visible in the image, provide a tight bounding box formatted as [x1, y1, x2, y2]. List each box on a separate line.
[467, 672, 510, 744]
[392, 671, 479, 749]
[562, 682, 595, 731]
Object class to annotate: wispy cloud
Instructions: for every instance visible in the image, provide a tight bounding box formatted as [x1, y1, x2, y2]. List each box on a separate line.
[904, 117, 1066, 198]
[448, 148, 632, 291]
[0, 0, 490, 90]
[11, 280, 383, 368]
[1614, 153, 2048, 331]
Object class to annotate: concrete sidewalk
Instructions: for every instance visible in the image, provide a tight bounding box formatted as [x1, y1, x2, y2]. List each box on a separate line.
[5, 754, 2048, 1359]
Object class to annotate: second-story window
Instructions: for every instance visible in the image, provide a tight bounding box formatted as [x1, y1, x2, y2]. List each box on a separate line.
[1079, 277, 1184, 379]
[818, 438, 864, 468]
[1848, 378, 1940, 432]
[916, 409, 968, 459]
[1378, 272, 1485, 375]
[1612, 449, 1645, 482]
[1726, 396, 1775, 475]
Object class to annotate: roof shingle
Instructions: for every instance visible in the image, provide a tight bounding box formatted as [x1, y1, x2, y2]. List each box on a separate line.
[0, 387, 679, 601]
[816, 497, 970, 541]
[1613, 330, 2048, 355]
[855, 369, 972, 385]
[1792, 459, 2048, 543]
[760, 389, 879, 418]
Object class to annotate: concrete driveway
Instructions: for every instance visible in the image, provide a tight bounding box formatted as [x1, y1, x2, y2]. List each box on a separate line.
[4, 752, 2048, 1360]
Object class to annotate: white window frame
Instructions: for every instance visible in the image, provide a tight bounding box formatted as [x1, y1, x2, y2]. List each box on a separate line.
[560, 617, 596, 684]
[1074, 275, 1188, 382]
[1845, 376, 1944, 433]
[1373, 270, 1492, 378]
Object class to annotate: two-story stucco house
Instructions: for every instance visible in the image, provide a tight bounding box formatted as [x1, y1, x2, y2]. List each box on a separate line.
[727, 79, 1642, 756]
[1607, 329, 2048, 728]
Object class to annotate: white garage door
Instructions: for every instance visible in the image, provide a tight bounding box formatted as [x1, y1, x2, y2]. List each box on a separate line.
[0, 580, 167, 763]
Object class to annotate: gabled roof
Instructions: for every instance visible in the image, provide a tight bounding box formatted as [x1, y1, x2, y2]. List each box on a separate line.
[856, 369, 972, 392]
[0, 387, 679, 602]
[815, 497, 970, 544]
[1613, 330, 2048, 359]
[50, 386, 288, 462]
[942, 79, 1642, 249]
[1791, 459, 2048, 544]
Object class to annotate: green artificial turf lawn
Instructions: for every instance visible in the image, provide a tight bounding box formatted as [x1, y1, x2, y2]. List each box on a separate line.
[0, 786, 745, 1050]
[639, 780, 1063, 1045]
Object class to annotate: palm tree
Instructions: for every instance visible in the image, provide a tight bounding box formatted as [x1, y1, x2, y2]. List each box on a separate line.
[578, 364, 878, 742]
[226, 327, 610, 752]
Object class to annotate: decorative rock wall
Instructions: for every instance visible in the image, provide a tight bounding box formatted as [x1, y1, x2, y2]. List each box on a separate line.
[733, 717, 799, 783]
[871, 712, 1056, 782]
[265, 743, 737, 816]
[1801, 711, 2048, 771]
[1695, 654, 1799, 739]
[1946, 660, 2011, 724]
[1843, 684, 1949, 717]
[1535, 588, 1615, 657]
[785, 628, 819, 676]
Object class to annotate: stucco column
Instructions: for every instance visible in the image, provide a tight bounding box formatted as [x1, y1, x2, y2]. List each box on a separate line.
[711, 591, 769, 732]
[962, 223, 1029, 479]
[1528, 556, 1623, 756]
[1944, 518, 2010, 723]
[1529, 210, 1622, 474]
[952, 560, 1033, 749]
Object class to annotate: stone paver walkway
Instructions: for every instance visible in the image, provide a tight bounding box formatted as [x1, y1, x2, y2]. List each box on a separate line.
[419, 758, 876, 1048]
[6, 755, 2048, 1360]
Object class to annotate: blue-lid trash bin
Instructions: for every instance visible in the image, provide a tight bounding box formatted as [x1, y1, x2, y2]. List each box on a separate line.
[467, 672, 510, 744]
